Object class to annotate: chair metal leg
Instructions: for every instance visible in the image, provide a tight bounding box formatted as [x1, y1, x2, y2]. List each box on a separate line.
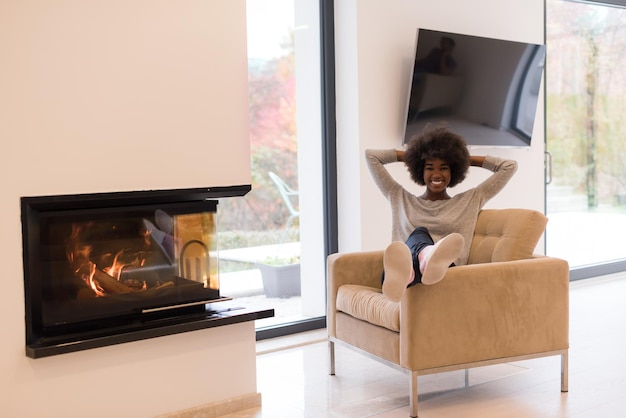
[329, 340, 336, 375]
[464, 368, 470, 387]
[410, 371, 418, 417]
[561, 351, 569, 392]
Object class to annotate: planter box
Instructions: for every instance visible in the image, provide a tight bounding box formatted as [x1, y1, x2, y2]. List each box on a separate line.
[257, 263, 301, 298]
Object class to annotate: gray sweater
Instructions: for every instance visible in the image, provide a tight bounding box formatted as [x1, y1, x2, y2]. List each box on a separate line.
[365, 149, 518, 265]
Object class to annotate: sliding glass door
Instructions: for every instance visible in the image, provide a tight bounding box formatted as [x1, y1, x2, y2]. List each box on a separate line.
[217, 0, 329, 336]
[546, 0, 626, 277]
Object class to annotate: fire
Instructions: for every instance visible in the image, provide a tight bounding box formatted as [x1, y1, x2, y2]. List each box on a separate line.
[66, 224, 93, 267]
[103, 250, 126, 281]
[65, 221, 154, 297]
[87, 262, 106, 297]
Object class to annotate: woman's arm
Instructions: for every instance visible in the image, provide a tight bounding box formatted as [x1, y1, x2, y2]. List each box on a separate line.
[473, 155, 518, 202]
[470, 155, 485, 167]
[365, 149, 404, 199]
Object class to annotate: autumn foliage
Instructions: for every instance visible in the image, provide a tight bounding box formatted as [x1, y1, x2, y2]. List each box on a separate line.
[219, 39, 299, 234]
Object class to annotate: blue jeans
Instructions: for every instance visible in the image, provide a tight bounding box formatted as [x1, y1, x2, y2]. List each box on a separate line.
[404, 226, 435, 286]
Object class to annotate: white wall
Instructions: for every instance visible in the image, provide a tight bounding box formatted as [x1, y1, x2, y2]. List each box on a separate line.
[335, 0, 546, 253]
[0, 1, 254, 416]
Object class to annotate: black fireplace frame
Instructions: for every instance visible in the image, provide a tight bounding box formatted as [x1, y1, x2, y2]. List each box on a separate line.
[21, 185, 274, 358]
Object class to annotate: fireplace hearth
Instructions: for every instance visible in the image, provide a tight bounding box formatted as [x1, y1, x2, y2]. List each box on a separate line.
[21, 186, 272, 358]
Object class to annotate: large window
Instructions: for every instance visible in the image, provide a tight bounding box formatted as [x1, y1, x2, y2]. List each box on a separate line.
[217, 0, 331, 336]
[546, 0, 626, 277]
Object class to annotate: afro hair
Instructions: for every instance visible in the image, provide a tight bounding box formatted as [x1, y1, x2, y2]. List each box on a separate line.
[404, 126, 470, 187]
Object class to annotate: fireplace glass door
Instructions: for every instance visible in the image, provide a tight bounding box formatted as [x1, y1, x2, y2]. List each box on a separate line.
[23, 192, 222, 346]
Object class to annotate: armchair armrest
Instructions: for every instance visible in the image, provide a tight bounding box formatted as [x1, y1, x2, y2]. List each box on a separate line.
[327, 251, 384, 337]
[400, 256, 570, 370]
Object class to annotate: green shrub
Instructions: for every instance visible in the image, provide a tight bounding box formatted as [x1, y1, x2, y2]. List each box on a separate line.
[217, 227, 299, 250]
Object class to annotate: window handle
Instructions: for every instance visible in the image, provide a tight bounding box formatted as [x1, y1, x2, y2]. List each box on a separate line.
[545, 151, 552, 185]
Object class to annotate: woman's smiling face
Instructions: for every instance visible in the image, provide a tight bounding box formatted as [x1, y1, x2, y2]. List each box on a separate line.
[423, 158, 451, 196]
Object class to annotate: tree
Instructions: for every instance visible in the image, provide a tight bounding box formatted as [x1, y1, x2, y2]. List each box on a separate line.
[218, 30, 298, 233]
[580, 22, 600, 208]
[547, 1, 626, 209]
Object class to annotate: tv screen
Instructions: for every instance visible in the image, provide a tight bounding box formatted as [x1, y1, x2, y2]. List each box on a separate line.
[403, 29, 546, 147]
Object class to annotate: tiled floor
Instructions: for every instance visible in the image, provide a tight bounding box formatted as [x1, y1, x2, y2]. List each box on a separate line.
[223, 271, 626, 417]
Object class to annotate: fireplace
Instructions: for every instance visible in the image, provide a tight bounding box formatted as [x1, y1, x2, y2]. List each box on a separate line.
[21, 186, 269, 358]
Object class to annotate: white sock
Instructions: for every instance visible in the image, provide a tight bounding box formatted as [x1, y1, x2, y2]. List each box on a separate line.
[419, 233, 464, 285]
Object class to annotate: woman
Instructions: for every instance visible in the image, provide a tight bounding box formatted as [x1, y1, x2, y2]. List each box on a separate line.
[365, 126, 518, 302]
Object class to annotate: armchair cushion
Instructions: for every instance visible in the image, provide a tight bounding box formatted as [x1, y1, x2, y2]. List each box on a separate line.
[336, 285, 400, 331]
[468, 209, 548, 264]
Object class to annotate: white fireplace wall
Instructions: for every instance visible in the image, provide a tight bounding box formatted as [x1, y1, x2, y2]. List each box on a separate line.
[1, 0, 251, 197]
[0, 1, 253, 416]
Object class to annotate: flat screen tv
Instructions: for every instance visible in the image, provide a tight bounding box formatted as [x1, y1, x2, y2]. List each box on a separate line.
[403, 29, 546, 147]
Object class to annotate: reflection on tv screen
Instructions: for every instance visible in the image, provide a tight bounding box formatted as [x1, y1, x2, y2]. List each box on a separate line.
[404, 29, 545, 147]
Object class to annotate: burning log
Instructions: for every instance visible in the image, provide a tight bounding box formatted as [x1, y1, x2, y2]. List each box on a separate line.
[92, 267, 134, 294]
[155, 281, 175, 289]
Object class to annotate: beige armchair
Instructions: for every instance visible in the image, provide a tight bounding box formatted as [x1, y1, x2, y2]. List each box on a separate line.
[327, 209, 569, 417]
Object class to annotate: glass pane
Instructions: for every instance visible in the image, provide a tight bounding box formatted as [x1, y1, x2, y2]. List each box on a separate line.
[546, 0, 626, 267]
[32, 200, 219, 330]
[217, 0, 325, 328]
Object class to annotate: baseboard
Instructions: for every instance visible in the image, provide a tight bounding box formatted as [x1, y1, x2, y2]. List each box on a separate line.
[158, 392, 262, 417]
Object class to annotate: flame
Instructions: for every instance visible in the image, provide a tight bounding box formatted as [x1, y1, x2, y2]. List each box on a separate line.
[66, 224, 93, 267]
[103, 250, 126, 281]
[142, 228, 152, 248]
[65, 220, 160, 297]
[86, 262, 106, 297]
